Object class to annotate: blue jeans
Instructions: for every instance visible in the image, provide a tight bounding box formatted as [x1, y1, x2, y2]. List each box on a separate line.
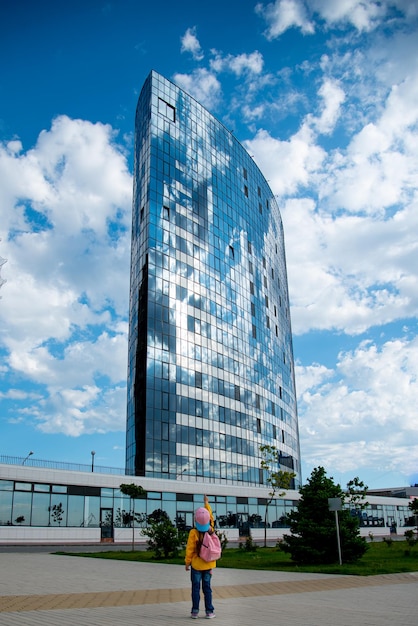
[190, 567, 214, 614]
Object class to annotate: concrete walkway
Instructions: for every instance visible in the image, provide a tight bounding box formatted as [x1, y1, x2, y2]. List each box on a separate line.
[0, 551, 416, 625]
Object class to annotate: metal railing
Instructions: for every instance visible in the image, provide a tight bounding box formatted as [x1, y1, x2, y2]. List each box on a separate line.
[0, 454, 126, 476]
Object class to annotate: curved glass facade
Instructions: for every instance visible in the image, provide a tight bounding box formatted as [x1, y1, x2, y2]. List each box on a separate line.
[126, 71, 301, 486]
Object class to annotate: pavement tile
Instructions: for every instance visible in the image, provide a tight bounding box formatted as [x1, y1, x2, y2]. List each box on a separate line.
[0, 551, 416, 626]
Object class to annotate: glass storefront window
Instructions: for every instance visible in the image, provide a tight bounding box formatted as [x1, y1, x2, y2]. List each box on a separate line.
[147, 491, 162, 499]
[34, 484, 50, 492]
[0, 480, 13, 491]
[0, 490, 13, 525]
[0, 474, 413, 532]
[101, 496, 113, 509]
[113, 493, 131, 527]
[162, 499, 177, 524]
[12, 491, 32, 525]
[31, 493, 50, 526]
[15, 482, 32, 491]
[67, 495, 85, 527]
[49, 494, 67, 526]
[52, 485, 67, 493]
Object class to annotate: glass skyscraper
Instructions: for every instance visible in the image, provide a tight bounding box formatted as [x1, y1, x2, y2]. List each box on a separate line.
[126, 70, 301, 487]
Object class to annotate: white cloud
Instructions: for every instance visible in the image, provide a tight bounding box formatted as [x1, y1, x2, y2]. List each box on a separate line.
[308, 79, 345, 134]
[256, 0, 411, 37]
[309, 0, 386, 32]
[210, 50, 264, 76]
[244, 124, 325, 196]
[172, 69, 222, 111]
[255, 0, 315, 39]
[243, 36, 418, 337]
[297, 336, 418, 479]
[393, 0, 418, 20]
[242, 104, 266, 122]
[0, 389, 40, 400]
[281, 196, 418, 335]
[294, 361, 334, 397]
[320, 75, 418, 216]
[0, 116, 132, 437]
[36, 383, 127, 436]
[181, 26, 204, 61]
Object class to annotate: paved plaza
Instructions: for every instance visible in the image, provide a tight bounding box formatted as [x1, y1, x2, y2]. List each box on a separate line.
[0, 549, 416, 625]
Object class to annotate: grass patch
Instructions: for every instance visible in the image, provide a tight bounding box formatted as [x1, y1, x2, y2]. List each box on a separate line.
[56, 540, 418, 576]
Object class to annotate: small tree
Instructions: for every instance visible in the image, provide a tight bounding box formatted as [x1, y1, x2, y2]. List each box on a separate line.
[345, 476, 369, 508]
[408, 498, 418, 528]
[279, 466, 368, 564]
[404, 529, 418, 553]
[143, 509, 185, 558]
[120, 483, 147, 551]
[259, 444, 295, 547]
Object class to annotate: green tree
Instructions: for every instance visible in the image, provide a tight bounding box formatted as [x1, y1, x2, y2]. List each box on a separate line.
[408, 498, 418, 528]
[143, 514, 186, 558]
[346, 476, 369, 508]
[259, 444, 296, 547]
[279, 466, 368, 564]
[120, 483, 147, 551]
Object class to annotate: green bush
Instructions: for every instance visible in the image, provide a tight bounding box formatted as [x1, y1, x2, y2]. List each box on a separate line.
[239, 532, 257, 552]
[216, 530, 229, 552]
[404, 529, 418, 548]
[142, 518, 185, 558]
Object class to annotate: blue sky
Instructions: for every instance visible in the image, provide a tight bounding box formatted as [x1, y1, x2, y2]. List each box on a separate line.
[1, 0, 417, 489]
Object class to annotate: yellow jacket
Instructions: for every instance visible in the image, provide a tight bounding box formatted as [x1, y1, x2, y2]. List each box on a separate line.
[185, 502, 216, 570]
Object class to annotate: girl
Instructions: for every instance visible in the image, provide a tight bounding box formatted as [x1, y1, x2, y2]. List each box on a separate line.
[185, 495, 216, 619]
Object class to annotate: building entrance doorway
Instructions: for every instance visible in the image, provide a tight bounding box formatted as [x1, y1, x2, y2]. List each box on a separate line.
[237, 512, 249, 537]
[100, 508, 114, 542]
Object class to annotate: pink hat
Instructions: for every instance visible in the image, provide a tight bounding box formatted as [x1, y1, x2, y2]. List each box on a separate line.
[195, 507, 210, 532]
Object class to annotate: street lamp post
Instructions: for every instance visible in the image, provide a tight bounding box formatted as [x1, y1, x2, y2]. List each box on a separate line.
[22, 451, 33, 465]
[91, 451, 96, 472]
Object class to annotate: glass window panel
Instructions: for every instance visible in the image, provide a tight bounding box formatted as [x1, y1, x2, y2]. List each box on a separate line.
[0, 480, 13, 491]
[84, 496, 100, 527]
[147, 492, 162, 499]
[162, 500, 176, 523]
[52, 485, 67, 493]
[0, 490, 13, 525]
[14, 482, 32, 491]
[12, 491, 32, 525]
[67, 495, 85, 527]
[33, 484, 50, 493]
[49, 494, 68, 526]
[31, 493, 51, 526]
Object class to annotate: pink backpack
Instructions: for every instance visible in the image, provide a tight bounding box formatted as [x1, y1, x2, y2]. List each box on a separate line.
[199, 531, 222, 562]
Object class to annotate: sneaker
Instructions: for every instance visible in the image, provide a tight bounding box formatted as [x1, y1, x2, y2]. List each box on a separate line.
[191, 612, 199, 619]
[206, 613, 216, 619]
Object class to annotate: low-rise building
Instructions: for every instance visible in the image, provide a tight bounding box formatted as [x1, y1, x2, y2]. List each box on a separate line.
[0, 458, 414, 546]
